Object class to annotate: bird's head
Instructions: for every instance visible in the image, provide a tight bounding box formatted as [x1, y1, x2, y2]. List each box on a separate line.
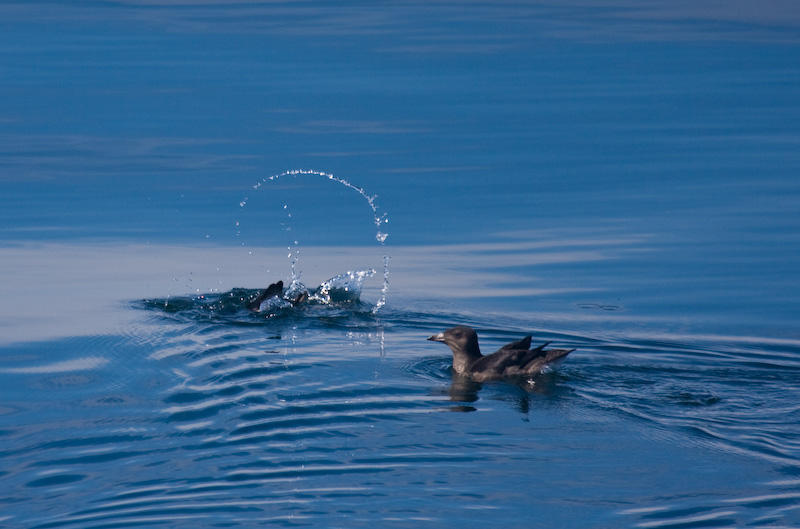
[428, 326, 481, 358]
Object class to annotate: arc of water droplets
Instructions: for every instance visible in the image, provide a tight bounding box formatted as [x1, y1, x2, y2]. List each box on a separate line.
[240, 169, 390, 313]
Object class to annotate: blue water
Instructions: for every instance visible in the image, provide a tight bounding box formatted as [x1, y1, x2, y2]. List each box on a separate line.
[2, 2, 800, 527]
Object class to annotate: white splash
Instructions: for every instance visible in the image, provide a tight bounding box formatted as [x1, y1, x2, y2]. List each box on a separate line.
[239, 169, 390, 313]
[313, 269, 376, 304]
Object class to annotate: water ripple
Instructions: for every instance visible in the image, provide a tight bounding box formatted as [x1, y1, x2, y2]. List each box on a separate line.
[5, 301, 800, 528]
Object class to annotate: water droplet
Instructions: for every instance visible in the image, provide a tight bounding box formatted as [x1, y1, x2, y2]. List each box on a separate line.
[240, 169, 391, 311]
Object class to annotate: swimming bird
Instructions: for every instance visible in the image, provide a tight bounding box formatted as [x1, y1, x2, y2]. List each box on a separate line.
[428, 326, 574, 382]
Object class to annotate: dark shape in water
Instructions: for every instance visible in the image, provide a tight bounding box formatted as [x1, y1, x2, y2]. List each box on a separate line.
[246, 281, 285, 311]
[142, 269, 376, 324]
[246, 281, 308, 311]
[428, 326, 574, 382]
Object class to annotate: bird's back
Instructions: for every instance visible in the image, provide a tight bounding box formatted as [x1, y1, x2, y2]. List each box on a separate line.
[470, 340, 573, 381]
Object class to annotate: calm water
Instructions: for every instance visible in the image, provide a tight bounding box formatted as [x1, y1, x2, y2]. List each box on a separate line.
[2, 2, 800, 528]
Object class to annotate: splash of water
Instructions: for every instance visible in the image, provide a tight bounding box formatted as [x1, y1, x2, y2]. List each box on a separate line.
[313, 269, 376, 304]
[239, 169, 390, 312]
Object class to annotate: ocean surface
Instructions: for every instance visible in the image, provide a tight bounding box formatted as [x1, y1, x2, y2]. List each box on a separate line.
[2, 2, 800, 527]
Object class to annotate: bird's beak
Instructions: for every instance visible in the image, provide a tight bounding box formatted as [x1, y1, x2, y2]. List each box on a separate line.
[428, 332, 445, 342]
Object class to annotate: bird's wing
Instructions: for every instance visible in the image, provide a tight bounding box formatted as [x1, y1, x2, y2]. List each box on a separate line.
[246, 281, 284, 310]
[516, 341, 552, 365]
[499, 335, 532, 351]
[520, 347, 574, 372]
[471, 349, 526, 376]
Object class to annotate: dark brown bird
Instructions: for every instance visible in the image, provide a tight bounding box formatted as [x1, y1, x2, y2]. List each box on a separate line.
[428, 326, 573, 382]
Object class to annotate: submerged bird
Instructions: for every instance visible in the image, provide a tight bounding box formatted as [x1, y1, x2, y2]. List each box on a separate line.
[246, 281, 308, 311]
[428, 326, 574, 382]
[246, 281, 285, 311]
